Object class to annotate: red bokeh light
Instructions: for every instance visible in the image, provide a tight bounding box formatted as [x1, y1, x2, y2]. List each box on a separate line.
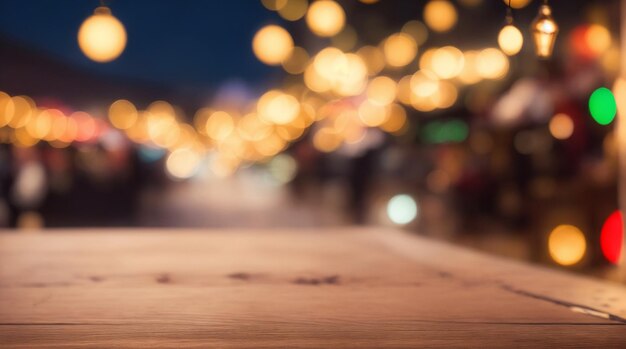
[600, 210, 623, 265]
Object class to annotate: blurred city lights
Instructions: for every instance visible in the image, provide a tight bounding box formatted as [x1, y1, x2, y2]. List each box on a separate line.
[252, 25, 294, 65]
[383, 33, 417, 68]
[277, 0, 309, 21]
[458, 50, 482, 84]
[571, 24, 612, 59]
[548, 113, 574, 140]
[401, 20, 428, 46]
[166, 148, 202, 180]
[503, 0, 531, 9]
[423, 0, 457, 33]
[548, 225, 586, 266]
[261, 0, 288, 11]
[366, 76, 397, 106]
[205, 111, 235, 141]
[356, 46, 385, 76]
[498, 25, 524, 56]
[589, 87, 617, 125]
[476, 48, 509, 79]
[268, 153, 298, 183]
[78, 6, 127, 63]
[387, 194, 418, 225]
[281, 46, 309, 74]
[257, 90, 300, 125]
[108, 99, 138, 130]
[305, 0, 345, 37]
[422, 119, 468, 144]
[430, 46, 464, 79]
[600, 210, 623, 265]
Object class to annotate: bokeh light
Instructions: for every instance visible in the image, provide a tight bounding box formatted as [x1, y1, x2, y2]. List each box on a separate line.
[109, 99, 138, 130]
[476, 48, 509, 80]
[268, 153, 298, 183]
[548, 113, 574, 140]
[257, 90, 300, 125]
[387, 194, 418, 225]
[305, 0, 345, 37]
[430, 46, 464, 79]
[401, 20, 428, 46]
[252, 25, 294, 65]
[498, 25, 524, 56]
[600, 210, 623, 265]
[383, 33, 417, 68]
[281, 46, 310, 74]
[548, 225, 586, 266]
[423, 0, 457, 33]
[503, 0, 532, 9]
[166, 148, 202, 180]
[589, 87, 617, 125]
[78, 7, 127, 62]
[367, 76, 397, 106]
[277, 0, 309, 21]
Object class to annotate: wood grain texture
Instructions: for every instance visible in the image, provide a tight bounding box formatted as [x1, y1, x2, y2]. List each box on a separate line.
[0, 228, 625, 348]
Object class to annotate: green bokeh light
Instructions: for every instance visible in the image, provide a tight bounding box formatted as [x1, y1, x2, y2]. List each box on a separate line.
[589, 87, 617, 125]
[421, 119, 468, 144]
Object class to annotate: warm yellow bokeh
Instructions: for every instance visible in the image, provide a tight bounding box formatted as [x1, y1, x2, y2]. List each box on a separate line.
[306, 0, 345, 37]
[166, 148, 202, 180]
[313, 127, 342, 152]
[430, 46, 464, 79]
[476, 48, 509, 79]
[257, 90, 300, 125]
[308, 48, 367, 96]
[549, 113, 574, 140]
[586, 24, 611, 56]
[205, 111, 234, 141]
[109, 99, 138, 130]
[357, 46, 385, 76]
[383, 33, 417, 68]
[261, 0, 288, 11]
[498, 25, 524, 56]
[367, 76, 397, 106]
[401, 20, 428, 46]
[410, 70, 439, 98]
[503, 0, 532, 9]
[281, 46, 310, 74]
[252, 25, 294, 65]
[278, 0, 309, 21]
[423, 0, 457, 33]
[380, 103, 407, 134]
[358, 100, 389, 127]
[548, 225, 586, 266]
[78, 7, 127, 62]
[458, 50, 482, 85]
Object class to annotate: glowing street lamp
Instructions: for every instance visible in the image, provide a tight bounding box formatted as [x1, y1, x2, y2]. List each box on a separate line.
[78, 6, 127, 63]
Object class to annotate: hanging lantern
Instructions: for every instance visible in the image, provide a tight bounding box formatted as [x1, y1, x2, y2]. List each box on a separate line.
[530, 3, 559, 59]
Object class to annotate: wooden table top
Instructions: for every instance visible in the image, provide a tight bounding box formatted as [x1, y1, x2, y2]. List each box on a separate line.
[1, 228, 625, 348]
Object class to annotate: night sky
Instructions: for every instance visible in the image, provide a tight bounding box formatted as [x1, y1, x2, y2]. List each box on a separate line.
[0, 0, 282, 91]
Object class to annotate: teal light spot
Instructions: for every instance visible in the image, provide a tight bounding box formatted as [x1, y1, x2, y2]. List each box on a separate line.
[589, 87, 617, 125]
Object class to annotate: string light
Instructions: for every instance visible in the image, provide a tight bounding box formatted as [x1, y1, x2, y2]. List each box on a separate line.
[530, 0, 559, 59]
[78, 4, 127, 62]
[498, 1, 523, 56]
